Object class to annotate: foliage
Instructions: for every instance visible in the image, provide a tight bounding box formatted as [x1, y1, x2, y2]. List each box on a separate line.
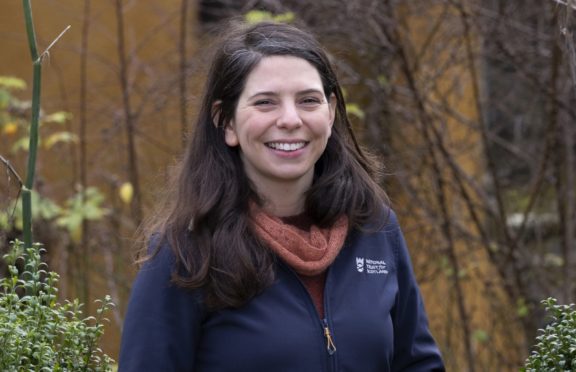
[0, 187, 110, 244]
[244, 10, 295, 24]
[1, 74, 109, 244]
[523, 298, 576, 371]
[0, 75, 77, 153]
[0, 240, 114, 371]
[345, 103, 366, 120]
[55, 187, 110, 243]
[0, 190, 61, 232]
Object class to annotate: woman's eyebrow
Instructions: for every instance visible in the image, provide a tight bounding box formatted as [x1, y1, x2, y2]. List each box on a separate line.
[247, 91, 277, 100]
[296, 88, 324, 95]
[248, 88, 324, 100]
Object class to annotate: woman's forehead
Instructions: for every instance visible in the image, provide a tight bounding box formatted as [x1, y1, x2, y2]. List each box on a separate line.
[241, 55, 324, 96]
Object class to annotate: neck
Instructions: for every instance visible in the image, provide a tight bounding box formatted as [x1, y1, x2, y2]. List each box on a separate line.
[252, 176, 312, 217]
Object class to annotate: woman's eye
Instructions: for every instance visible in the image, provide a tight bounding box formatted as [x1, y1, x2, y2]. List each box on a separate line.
[301, 97, 322, 105]
[254, 99, 274, 106]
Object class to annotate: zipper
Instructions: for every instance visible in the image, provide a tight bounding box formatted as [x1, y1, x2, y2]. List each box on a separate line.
[279, 262, 338, 370]
[323, 318, 337, 355]
[322, 270, 338, 372]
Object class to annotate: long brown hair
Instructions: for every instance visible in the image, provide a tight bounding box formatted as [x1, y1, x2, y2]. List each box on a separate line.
[143, 21, 388, 310]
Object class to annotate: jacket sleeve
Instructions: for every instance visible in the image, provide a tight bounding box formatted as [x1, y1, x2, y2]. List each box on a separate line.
[390, 218, 445, 371]
[118, 241, 204, 372]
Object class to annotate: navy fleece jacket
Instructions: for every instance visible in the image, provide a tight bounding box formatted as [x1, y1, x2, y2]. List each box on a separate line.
[119, 211, 445, 371]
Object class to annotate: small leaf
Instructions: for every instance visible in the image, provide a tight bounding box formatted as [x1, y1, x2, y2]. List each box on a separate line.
[11, 136, 30, 153]
[473, 329, 489, 343]
[517, 298, 529, 318]
[119, 182, 134, 205]
[0, 76, 27, 90]
[44, 131, 79, 149]
[346, 103, 365, 120]
[43, 111, 72, 124]
[3, 122, 19, 135]
[377, 74, 389, 87]
[244, 10, 294, 24]
[0, 89, 11, 107]
[245, 10, 274, 23]
[273, 12, 295, 23]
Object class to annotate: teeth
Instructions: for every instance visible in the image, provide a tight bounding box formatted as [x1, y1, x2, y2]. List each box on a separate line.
[267, 142, 306, 151]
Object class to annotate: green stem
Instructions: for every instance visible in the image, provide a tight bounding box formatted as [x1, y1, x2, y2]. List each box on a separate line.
[22, 187, 32, 249]
[26, 62, 42, 190]
[21, 0, 42, 249]
[22, 0, 39, 61]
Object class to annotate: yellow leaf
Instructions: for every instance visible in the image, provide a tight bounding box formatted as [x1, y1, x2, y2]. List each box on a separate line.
[244, 10, 294, 24]
[43, 111, 72, 124]
[0, 76, 27, 90]
[273, 12, 294, 23]
[119, 182, 134, 205]
[245, 10, 274, 24]
[346, 103, 365, 120]
[70, 224, 82, 244]
[3, 122, 18, 135]
[44, 132, 78, 149]
[11, 137, 29, 153]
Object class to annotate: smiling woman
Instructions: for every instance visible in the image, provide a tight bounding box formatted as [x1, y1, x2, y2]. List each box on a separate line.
[225, 55, 336, 216]
[119, 21, 445, 372]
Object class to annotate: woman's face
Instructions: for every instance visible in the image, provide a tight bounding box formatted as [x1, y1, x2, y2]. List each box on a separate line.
[225, 55, 336, 192]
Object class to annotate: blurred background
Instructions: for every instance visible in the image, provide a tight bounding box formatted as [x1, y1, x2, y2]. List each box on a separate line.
[1, 1, 575, 370]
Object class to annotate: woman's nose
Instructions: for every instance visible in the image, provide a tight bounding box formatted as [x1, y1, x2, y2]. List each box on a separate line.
[276, 103, 303, 129]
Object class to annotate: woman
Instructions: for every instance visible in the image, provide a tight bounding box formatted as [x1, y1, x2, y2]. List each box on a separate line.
[119, 21, 444, 371]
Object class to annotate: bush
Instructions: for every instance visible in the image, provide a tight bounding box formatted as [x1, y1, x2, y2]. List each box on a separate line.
[0, 240, 114, 371]
[523, 297, 576, 371]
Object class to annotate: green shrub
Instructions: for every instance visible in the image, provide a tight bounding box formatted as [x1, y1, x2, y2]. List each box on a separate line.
[523, 297, 576, 371]
[0, 240, 114, 371]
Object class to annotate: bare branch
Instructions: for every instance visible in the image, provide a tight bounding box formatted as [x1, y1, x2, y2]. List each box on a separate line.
[0, 155, 24, 187]
[37, 25, 71, 63]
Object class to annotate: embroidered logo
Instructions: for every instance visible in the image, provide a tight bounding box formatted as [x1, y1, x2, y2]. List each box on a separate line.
[355, 257, 388, 274]
[356, 257, 365, 272]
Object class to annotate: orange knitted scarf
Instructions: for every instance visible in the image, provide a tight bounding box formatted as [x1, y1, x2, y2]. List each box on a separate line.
[249, 205, 349, 276]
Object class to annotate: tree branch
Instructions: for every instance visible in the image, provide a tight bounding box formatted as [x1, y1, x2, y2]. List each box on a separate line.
[0, 155, 24, 187]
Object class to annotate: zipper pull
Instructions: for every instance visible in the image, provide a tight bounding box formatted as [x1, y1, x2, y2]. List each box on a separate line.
[323, 322, 337, 355]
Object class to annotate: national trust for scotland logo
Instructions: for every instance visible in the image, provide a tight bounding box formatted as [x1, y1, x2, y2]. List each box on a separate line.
[356, 257, 365, 272]
[355, 257, 389, 274]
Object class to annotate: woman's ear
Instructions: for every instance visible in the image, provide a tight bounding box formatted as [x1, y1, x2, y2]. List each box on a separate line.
[213, 101, 239, 147]
[211, 101, 222, 128]
[224, 120, 239, 147]
[328, 94, 337, 127]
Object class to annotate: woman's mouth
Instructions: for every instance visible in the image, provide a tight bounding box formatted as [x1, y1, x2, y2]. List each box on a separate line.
[265, 141, 307, 152]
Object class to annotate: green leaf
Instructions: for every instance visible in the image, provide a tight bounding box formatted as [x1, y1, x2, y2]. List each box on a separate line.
[0, 76, 27, 90]
[377, 74, 389, 87]
[36, 192, 62, 219]
[11, 136, 30, 153]
[56, 187, 110, 243]
[0, 89, 11, 108]
[517, 298, 529, 318]
[0, 241, 115, 369]
[523, 297, 576, 370]
[346, 103, 365, 120]
[473, 329, 489, 343]
[1, 190, 62, 230]
[0, 211, 10, 230]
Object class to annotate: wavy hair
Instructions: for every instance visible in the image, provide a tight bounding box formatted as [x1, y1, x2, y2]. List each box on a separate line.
[143, 21, 388, 310]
